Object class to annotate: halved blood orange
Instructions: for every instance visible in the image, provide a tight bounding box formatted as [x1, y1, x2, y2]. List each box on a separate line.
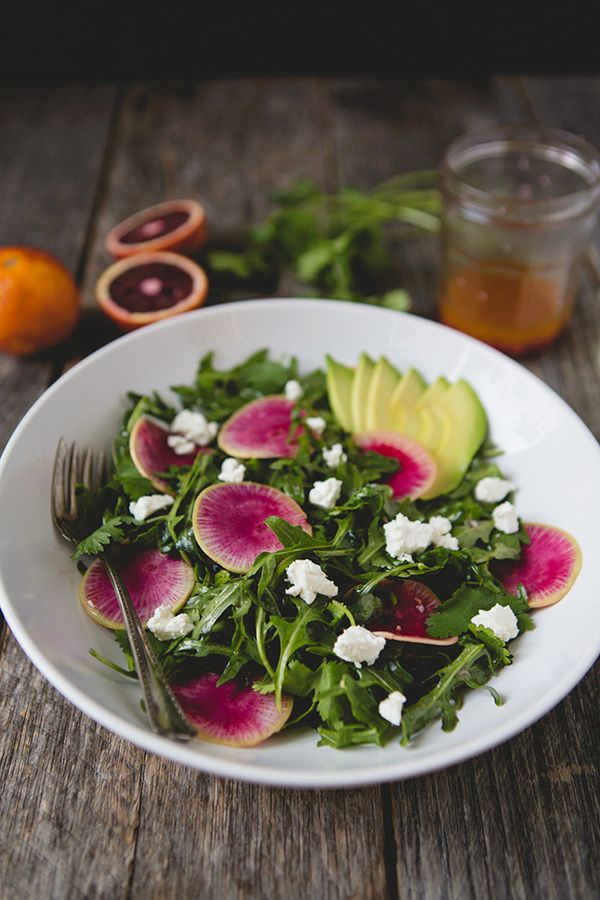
[96, 251, 208, 331]
[105, 200, 207, 258]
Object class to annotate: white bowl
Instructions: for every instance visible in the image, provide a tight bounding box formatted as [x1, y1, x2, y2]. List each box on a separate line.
[1, 299, 599, 788]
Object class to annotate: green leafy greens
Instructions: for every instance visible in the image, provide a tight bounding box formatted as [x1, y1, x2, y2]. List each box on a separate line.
[78, 350, 533, 749]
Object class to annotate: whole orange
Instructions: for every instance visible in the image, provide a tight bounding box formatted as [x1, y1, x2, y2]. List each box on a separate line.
[0, 246, 80, 356]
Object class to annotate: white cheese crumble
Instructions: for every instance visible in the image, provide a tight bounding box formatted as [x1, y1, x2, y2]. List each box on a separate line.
[322, 443, 348, 469]
[309, 477, 343, 510]
[492, 501, 519, 534]
[285, 559, 339, 605]
[471, 603, 519, 642]
[475, 476, 516, 503]
[333, 625, 385, 668]
[429, 515, 459, 551]
[147, 604, 194, 641]
[129, 493, 174, 522]
[306, 415, 327, 437]
[167, 434, 197, 455]
[284, 379, 303, 402]
[218, 457, 246, 483]
[169, 409, 219, 449]
[384, 512, 460, 560]
[378, 690, 407, 726]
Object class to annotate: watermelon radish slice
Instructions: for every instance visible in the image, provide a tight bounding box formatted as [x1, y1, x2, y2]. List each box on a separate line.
[492, 522, 582, 608]
[130, 415, 207, 493]
[79, 547, 195, 629]
[193, 481, 311, 573]
[354, 431, 437, 500]
[369, 579, 458, 645]
[218, 395, 302, 459]
[171, 673, 293, 747]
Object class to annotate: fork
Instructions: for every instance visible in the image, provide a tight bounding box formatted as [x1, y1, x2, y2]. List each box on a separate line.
[51, 438, 196, 741]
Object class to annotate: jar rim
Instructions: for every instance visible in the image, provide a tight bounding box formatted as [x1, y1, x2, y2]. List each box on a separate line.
[441, 125, 600, 224]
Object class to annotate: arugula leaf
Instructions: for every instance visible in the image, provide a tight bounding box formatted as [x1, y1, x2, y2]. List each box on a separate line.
[426, 583, 531, 639]
[400, 640, 502, 742]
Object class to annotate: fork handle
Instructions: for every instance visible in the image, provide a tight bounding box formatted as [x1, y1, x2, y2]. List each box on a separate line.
[102, 554, 196, 741]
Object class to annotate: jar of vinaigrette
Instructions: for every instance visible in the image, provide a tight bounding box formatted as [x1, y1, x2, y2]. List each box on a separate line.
[438, 127, 600, 356]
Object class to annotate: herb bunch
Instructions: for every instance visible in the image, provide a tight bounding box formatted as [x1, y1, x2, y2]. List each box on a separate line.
[207, 174, 440, 308]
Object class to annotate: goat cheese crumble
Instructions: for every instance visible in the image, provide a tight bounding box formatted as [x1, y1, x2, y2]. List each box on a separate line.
[378, 691, 407, 726]
[128, 493, 174, 522]
[147, 604, 194, 641]
[285, 559, 338, 605]
[168, 409, 219, 452]
[471, 603, 519, 642]
[475, 476, 516, 503]
[284, 379, 303, 402]
[384, 512, 458, 560]
[322, 443, 348, 468]
[309, 477, 343, 510]
[492, 501, 519, 534]
[218, 457, 246, 483]
[306, 416, 327, 437]
[333, 625, 386, 668]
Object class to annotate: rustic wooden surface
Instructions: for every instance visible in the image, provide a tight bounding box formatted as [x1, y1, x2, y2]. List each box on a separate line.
[0, 77, 599, 900]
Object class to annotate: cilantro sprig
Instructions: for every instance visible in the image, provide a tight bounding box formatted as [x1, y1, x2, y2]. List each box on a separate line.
[207, 175, 440, 306]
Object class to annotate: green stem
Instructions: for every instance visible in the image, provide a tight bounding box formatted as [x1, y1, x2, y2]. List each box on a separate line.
[401, 643, 486, 742]
[255, 608, 275, 680]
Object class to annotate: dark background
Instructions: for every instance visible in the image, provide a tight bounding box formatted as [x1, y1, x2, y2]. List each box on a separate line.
[2, 2, 595, 81]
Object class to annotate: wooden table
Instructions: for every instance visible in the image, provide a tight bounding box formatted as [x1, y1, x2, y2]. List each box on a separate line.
[1, 77, 599, 900]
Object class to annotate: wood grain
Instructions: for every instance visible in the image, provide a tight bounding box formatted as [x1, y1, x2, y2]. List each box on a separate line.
[130, 760, 388, 900]
[0, 85, 116, 450]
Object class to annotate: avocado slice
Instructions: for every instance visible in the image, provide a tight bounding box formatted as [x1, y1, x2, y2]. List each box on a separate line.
[365, 356, 401, 430]
[421, 379, 487, 499]
[415, 377, 449, 452]
[388, 368, 427, 437]
[326, 356, 354, 432]
[351, 353, 375, 433]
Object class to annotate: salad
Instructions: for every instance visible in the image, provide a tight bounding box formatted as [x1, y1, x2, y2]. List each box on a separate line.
[73, 350, 581, 749]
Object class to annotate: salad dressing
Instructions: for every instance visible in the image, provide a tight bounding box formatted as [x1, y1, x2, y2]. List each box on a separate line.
[439, 258, 575, 356]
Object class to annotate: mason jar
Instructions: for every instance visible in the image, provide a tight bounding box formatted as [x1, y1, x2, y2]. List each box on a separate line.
[438, 126, 600, 356]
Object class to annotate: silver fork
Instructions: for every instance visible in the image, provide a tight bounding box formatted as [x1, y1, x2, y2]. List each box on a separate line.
[51, 438, 196, 741]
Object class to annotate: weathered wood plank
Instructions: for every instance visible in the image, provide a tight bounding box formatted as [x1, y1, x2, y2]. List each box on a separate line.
[516, 77, 600, 439]
[95, 80, 389, 900]
[0, 85, 118, 450]
[0, 86, 146, 900]
[131, 759, 388, 900]
[0, 632, 142, 900]
[391, 675, 600, 900]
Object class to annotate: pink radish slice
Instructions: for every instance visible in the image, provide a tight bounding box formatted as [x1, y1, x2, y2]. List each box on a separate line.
[193, 481, 311, 573]
[218, 395, 302, 459]
[369, 579, 458, 645]
[492, 522, 582, 608]
[130, 415, 207, 493]
[354, 431, 437, 499]
[80, 547, 195, 629]
[171, 672, 293, 747]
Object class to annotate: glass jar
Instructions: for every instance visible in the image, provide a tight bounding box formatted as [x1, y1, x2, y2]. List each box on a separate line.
[438, 126, 600, 356]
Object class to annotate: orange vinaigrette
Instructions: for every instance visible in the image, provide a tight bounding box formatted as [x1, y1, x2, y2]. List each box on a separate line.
[438, 127, 600, 357]
[439, 258, 575, 356]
